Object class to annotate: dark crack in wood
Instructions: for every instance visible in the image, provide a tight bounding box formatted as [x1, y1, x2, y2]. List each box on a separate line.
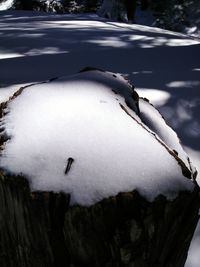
[112, 89, 118, 94]
[173, 150, 178, 156]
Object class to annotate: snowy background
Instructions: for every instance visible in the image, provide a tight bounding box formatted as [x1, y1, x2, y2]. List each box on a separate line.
[0, 1, 200, 266]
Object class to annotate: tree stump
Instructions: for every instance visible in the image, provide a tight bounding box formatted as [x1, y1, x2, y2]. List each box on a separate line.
[0, 173, 199, 267]
[0, 70, 199, 266]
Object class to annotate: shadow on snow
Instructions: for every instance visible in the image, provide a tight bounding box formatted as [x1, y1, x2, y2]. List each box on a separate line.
[0, 10, 199, 150]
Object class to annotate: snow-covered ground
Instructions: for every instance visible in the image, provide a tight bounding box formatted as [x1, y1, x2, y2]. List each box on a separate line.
[0, 9, 199, 266]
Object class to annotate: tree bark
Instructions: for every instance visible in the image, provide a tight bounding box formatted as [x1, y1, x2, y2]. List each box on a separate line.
[124, 0, 136, 22]
[141, 0, 149, 11]
[0, 172, 199, 267]
[98, 0, 137, 23]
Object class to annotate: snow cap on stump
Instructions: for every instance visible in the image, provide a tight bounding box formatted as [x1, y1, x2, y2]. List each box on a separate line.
[0, 68, 196, 206]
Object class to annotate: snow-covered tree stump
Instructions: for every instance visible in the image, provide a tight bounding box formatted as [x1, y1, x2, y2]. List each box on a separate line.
[0, 174, 199, 267]
[0, 68, 199, 267]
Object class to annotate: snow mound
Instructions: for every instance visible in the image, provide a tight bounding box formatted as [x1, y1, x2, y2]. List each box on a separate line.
[0, 70, 195, 206]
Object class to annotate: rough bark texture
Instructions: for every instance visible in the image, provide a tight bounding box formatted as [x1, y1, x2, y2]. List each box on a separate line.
[0, 172, 199, 267]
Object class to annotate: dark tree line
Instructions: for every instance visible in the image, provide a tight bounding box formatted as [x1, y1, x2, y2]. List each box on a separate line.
[4, 0, 100, 13]
[1, 0, 199, 33]
[150, 0, 195, 31]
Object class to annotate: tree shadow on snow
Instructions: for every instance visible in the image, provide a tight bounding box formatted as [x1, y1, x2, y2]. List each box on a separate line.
[0, 10, 199, 150]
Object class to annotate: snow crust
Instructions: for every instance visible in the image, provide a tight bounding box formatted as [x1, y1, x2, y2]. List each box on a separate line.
[0, 70, 194, 206]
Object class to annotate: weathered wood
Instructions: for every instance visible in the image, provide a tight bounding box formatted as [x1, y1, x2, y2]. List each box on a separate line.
[0, 174, 70, 267]
[0, 173, 199, 267]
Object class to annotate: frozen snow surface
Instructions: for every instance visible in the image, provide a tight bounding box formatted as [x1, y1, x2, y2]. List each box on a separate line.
[0, 70, 194, 206]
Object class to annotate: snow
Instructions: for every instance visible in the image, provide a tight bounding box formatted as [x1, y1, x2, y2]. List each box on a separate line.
[0, 9, 199, 263]
[0, 0, 14, 11]
[186, 220, 200, 267]
[139, 98, 193, 171]
[136, 88, 170, 106]
[0, 70, 194, 206]
[0, 85, 17, 103]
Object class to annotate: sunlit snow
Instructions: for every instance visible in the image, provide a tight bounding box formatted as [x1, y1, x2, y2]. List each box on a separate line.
[0, 83, 27, 103]
[136, 88, 170, 106]
[0, 0, 14, 10]
[0, 71, 194, 206]
[139, 98, 191, 169]
[0, 52, 23, 59]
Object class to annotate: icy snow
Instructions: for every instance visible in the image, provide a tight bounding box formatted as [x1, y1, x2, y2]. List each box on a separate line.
[0, 70, 194, 206]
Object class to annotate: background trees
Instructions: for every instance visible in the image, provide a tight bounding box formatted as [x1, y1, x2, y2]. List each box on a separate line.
[150, 0, 199, 32]
[10, 0, 99, 13]
[5, 0, 198, 34]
